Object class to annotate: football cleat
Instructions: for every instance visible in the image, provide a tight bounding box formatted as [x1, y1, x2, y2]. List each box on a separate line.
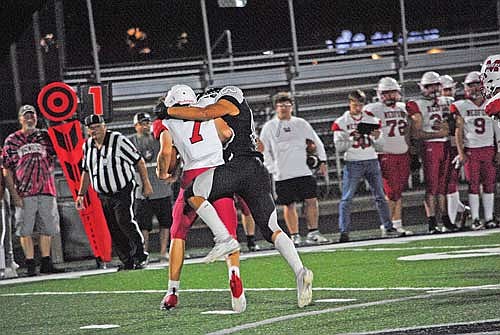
[381, 226, 406, 237]
[338, 232, 350, 243]
[160, 289, 178, 311]
[202, 237, 240, 263]
[296, 267, 313, 308]
[229, 271, 246, 313]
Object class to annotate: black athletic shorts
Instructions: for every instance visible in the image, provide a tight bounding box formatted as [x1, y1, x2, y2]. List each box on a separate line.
[134, 197, 173, 231]
[275, 175, 317, 206]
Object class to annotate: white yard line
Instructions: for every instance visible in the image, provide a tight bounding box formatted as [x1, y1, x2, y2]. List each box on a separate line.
[206, 286, 500, 335]
[2, 284, 499, 297]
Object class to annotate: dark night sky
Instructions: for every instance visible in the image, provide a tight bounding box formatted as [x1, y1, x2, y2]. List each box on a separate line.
[0, 0, 497, 121]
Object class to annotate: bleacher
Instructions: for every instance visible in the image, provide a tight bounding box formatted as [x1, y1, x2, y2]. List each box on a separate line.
[60, 30, 499, 201]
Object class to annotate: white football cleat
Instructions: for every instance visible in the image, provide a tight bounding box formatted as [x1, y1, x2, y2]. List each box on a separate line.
[296, 267, 313, 308]
[203, 238, 240, 263]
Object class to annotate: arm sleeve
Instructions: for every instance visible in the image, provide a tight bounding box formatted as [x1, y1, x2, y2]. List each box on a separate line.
[332, 122, 353, 154]
[259, 124, 277, 175]
[406, 101, 421, 117]
[81, 141, 88, 171]
[304, 121, 327, 161]
[152, 119, 169, 140]
[119, 135, 141, 165]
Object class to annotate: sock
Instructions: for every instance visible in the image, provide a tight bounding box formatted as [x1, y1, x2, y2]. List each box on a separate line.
[468, 194, 480, 220]
[168, 280, 180, 295]
[427, 216, 437, 226]
[442, 215, 453, 227]
[446, 192, 460, 223]
[482, 193, 494, 221]
[228, 265, 240, 279]
[308, 228, 318, 233]
[196, 200, 230, 243]
[274, 231, 303, 277]
[392, 220, 402, 229]
[246, 235, 255, 247]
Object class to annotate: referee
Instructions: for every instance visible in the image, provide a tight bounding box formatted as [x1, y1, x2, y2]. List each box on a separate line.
[76, 114, 153, 270]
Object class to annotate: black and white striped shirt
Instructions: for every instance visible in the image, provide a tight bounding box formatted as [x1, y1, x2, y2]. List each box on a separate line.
[82, 131, 141, 194]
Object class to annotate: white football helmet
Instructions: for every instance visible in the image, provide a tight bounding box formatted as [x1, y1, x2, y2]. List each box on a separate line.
[439, 75, 456, 97]
[195, 88, 219, 107]
[163, 84, 197, 107]
[418, 71, 441, 98]
[463, 71, 482, 100]
[376, 77, 401, 106]
[480, 54, 500, 99]
[439, 75, 456, 89]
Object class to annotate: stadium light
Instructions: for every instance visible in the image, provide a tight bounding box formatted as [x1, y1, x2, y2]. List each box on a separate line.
[217, 0, 247, 7]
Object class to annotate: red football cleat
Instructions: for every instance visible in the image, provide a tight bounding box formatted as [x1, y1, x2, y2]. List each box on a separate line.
[230, 271, 246, 313]
[160, 288, 178, 311]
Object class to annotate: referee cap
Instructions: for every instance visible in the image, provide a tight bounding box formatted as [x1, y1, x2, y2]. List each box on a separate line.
[84, 114, 105, 127]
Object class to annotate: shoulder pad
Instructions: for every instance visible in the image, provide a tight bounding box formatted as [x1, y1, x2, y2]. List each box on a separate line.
[216, 86, 244, 104]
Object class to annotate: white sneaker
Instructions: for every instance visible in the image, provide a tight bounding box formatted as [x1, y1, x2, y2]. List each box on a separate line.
[396, 227, 413, 235]
[10, 261, 19, 271]
[230, 271, 246, 313]
[305, 231, 330, 245]
[3, 267, 18, 279]
[296, 267, 313, 308]
[203, 238, 240, 263]
[291, 234, 303, 247]
[380, 225, 406, 237]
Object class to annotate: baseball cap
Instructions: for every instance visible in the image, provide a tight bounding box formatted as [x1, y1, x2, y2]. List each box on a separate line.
[18, 104, 36, 116]
[133, 112, 151, 125]
[84, 114, 105, 127]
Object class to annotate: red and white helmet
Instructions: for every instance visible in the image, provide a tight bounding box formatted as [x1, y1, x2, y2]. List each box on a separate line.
[163, 84, 197, 107]
[376, 77, 401, 106]
[480, 54, 500, 99]
[463, 71, 482, 100]
[418, 71, 441, 98]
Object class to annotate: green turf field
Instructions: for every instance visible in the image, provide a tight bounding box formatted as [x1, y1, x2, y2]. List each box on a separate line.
[1, 231, 499, 334]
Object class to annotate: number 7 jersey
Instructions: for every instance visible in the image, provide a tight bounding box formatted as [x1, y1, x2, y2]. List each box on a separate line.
[155, 118, 225, 171]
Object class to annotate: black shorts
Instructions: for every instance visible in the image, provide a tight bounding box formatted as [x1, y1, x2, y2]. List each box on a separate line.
[134, 197, 173, 231]
[275, 175, 317, 206]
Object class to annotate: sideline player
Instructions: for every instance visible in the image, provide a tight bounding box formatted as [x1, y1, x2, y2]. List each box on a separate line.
[363, 77, 412, 236]
[439, 74, 470, 229]
[481, 54, 500, 118]
[406, 71, 458, 233]
[452, 71, 500, 229]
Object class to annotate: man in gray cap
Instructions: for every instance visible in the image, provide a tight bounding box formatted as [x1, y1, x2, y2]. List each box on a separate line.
[129, 112, 173, 261]
[2, 105, 62, 276]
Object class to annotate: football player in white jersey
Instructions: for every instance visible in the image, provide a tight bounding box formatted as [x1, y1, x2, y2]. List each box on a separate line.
[439, 74, 471, 230]
[452, 71, 500, 230]
[363, 77, 412, 236]
[332, 90, 402, 242]
[154, 86, 246, 312]
[407, 71, 458, 233]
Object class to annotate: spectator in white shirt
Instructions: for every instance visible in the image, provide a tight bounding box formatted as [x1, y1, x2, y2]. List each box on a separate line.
[260, 92, 330, 246]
